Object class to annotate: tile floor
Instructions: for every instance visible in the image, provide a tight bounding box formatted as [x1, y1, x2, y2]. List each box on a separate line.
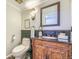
[7, 55, 30, 59]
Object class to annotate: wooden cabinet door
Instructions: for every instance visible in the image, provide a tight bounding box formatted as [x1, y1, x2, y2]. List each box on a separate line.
[48, 47, 69, 59]
[32, 45, 46, 59]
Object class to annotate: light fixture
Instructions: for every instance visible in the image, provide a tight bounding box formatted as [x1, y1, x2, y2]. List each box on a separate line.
[15, 0, 23, 4]
[30, 8, 38, 20]
[25, 0, 40, 9]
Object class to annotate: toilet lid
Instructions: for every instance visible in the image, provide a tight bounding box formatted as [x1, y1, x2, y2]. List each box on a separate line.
[12, 45, 25, 53]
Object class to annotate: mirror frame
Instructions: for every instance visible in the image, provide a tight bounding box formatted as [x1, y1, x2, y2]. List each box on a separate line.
[40, 2, 60, 27]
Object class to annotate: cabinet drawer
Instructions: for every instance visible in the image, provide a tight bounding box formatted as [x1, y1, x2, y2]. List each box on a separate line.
[33, 40, 45, 46]
[44, 41, 69, 49]
[33, 39, 70, 50]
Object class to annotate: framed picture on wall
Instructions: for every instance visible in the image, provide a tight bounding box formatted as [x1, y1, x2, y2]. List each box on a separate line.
[40, 2, 60, 27]
[24, 19, 30, 29]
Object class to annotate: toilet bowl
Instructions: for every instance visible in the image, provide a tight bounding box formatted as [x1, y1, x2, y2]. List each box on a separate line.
[12, 38, 30, 59]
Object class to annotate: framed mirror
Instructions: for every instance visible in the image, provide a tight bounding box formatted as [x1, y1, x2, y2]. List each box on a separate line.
[40, 2, 60, 27]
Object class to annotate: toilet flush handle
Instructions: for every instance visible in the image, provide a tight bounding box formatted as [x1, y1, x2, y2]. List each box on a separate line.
[11, 34, 15, 42]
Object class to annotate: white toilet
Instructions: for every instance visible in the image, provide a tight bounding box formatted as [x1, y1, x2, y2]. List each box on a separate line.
[12, 38, 30, 59]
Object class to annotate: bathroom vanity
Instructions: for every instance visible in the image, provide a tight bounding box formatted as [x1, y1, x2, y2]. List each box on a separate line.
[32, 38, 72, 59]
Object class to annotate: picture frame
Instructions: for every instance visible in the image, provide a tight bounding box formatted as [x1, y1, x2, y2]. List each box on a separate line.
[40, 2, 60, 27]
[24, 19, 30, 29]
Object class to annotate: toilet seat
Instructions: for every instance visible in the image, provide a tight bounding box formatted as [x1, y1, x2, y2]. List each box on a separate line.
[12, 45, 25, 53]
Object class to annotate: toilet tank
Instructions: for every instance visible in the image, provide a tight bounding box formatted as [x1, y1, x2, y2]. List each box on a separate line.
[22, 38, 30, 46]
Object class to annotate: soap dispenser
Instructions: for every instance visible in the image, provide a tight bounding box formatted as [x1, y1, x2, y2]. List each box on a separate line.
[39, 27, 42, 38]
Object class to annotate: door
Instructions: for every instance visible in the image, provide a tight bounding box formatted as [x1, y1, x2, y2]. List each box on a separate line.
[33, 45, 46, 59]
[48, 47, 69, 59]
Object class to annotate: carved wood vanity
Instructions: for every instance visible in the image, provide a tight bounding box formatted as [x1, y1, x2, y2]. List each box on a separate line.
[32, 38, 72, 59]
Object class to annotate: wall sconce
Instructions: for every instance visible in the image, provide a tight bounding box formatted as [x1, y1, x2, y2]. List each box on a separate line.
[30, 8, 38, 20]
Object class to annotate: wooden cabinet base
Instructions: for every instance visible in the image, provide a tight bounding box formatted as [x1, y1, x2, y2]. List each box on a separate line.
[32, 38, 72, 59]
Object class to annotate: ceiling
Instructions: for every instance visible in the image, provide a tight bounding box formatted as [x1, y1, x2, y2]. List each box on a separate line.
[7, 0, 49, 10]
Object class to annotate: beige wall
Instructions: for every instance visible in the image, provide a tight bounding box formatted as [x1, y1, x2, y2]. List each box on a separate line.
[6, 2, 21, 55]
[21, 0, 71, 30]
